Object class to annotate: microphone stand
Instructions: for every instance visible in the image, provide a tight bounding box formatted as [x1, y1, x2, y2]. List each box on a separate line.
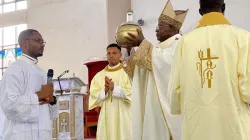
[57, 70, 69, 95]
[58, 77, 63, 95]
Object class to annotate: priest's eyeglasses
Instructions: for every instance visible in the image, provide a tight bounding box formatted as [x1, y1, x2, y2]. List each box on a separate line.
[27, 39, 46, 45]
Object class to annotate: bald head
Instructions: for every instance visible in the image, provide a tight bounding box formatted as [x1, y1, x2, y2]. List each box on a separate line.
[199, 0, 225, 15]
[18, 29, 39, 48]
[17, 29, 45, 59]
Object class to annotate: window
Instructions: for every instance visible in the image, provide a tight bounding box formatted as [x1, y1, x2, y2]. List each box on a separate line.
[0, 24, 26, 79]
[0, 0, 27, 13]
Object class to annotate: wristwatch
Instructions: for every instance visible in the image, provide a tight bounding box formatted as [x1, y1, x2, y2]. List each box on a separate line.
[49, 96, 57, 105]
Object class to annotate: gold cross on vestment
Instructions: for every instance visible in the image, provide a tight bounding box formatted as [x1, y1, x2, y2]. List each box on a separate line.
[197, 48, 219, 88]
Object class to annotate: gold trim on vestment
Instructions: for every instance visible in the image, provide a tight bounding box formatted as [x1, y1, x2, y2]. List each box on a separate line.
[70, 95, 76, 137]
[134, 40, 153, 71]
[196, 48, 219, 88]
[159, 14, 182, 30]
[123, 54, 136, 78]
[151, 68, 174, 139]
[52, 118, 58, 139]
[104, 64, 123, 72]
[158, 0, 188, 31]
[140, 70, 150, 140]
[196, 12, 230, 28]
[195, 12, 227, 89]
[123, 40, 153, 79]
[150, 42, 174, 139]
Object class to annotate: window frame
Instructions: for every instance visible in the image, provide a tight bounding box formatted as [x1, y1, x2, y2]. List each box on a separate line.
[0, 24, 26, 78]
[0, 0, 27, 13]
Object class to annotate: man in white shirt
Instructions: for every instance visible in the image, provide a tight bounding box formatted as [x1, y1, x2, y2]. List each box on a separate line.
[0, 29, 58, 140]
[0, 88, 4, 140]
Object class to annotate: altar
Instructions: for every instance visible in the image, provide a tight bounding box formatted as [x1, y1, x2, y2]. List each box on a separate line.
[52, 77, 87, 140]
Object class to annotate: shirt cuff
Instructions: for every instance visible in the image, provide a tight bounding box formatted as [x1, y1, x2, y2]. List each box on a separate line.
[112, 85, 126, 99]
[98, 90, 108, 102]
[32, 94, 39, 105]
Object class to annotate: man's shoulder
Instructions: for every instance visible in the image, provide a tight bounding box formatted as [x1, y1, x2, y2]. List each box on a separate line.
[93, 69, 105, 78]
[9, 59, 29, 68]
[183, 25, 250, 39]
[119, 68, 131, 79]
[230, 26, 250, 36]
[2, 59, 35, 80]
[4, 60, 26, 74]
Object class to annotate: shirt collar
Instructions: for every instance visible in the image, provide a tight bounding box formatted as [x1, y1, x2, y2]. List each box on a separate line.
[108, 63, 121, 69]
[105, 63, 123, 72]
[157, 34, 182, 49]
[196, 12, 230, 28]
[20, 54, 38, 65]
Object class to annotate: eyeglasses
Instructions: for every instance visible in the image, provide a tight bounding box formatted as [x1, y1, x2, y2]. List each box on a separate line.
[27, 39, 46, 45]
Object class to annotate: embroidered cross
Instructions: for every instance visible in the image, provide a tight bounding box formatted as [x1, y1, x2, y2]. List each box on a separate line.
[196, 48, 219, 88]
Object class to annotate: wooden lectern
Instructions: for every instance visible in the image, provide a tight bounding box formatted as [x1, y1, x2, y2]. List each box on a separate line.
[83, 60, 108, 138]
[52, 77, 86, 140]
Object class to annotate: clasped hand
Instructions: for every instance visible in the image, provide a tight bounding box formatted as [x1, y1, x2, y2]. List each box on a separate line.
[36, 83, 54, 105]
[105, 76, 114, 95]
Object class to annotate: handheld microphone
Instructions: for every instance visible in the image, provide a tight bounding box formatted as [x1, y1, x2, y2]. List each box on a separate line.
[45, 69, 54, 101]
[47, 69, 54, 84]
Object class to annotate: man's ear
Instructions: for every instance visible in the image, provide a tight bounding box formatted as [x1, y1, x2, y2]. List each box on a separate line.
[222, 4, 225, 14]
[199, 8, 203, 16]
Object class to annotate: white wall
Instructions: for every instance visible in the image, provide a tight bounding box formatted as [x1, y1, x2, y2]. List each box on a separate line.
[132, 0, 250, 45]
[107, 0, 131, 44]
[2, 0, 250, 84]
[1, 0, 108, 83]
[0, 10, 27, 27]
[106, 0, 131, 57]
[27, 0, 108, 83]
[1, 0, 133, 84]
[131, 0, 165, 45]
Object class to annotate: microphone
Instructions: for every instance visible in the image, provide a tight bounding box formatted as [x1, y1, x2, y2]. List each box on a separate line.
[47, 69, 54, 84]
[58, 70, 69, 95]
[58, 70, 69, 78]
[45, 69, 54, 101]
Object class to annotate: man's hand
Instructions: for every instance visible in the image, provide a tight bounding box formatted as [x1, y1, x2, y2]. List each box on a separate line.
[37, 84, 54, 102]
[105, 77, 110, 94]
[39, 96, 54, 105]
[120, 43, 134, 49]
[125, 29, 145, 47]
[108, 81, 114, 91]
[105, 76, 114, 94]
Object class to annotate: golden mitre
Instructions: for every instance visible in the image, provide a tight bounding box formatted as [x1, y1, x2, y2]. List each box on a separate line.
[158, 0, 188, 30]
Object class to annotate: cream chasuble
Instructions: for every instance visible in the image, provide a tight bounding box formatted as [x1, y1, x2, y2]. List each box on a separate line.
[124, 34, 182, 140]
[168, 12, 250, 140]
[89, 64, 132, 140]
